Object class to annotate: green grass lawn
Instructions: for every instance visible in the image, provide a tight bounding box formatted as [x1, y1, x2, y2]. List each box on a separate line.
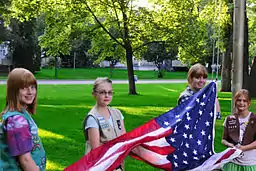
[0, 83, 247, 171]
[35, 68, 188, 80]
[0, 68, 221, 80]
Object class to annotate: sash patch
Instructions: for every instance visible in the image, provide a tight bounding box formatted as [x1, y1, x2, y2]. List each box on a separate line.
[117, 120, 121, 130]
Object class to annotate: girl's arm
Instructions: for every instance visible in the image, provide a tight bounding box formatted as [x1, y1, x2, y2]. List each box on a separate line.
[18, 152, 39, 171]
[216, 98, 221, 113]
[120, 119, 126, 169]
[121, 119, 126, 135]
[221, 139, 235, 148]
[87, 128, 101, 149]
[221, 117, 235, 147]
[238, 141, 256, 151]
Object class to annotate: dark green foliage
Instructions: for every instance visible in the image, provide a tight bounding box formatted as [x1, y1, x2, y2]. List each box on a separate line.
[143, 42, 178, 78]
[8, 19, 41, 72]
[0, 17, 8, 42]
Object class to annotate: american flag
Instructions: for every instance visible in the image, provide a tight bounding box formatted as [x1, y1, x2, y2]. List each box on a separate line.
[64, 82, 241, 171]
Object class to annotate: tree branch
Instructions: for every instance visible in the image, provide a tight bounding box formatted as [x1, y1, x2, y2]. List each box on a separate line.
[133, 41, 164, 53]
[111, 0, 123, 37]
[84, 0, 125, 48]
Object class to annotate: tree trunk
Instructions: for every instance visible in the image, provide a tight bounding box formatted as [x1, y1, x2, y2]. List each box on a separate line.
[221, 0, 233, 92]
[243, 5, 249, 90]
[121, 3, 137, 95]
[110, 62, 113, 78]
[221, 28, 232, 92]
[126, 46, 137, 94]
[55, 56, 58, 79]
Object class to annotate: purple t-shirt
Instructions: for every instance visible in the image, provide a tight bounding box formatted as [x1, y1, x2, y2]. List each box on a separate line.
[4, 115, 33, 156]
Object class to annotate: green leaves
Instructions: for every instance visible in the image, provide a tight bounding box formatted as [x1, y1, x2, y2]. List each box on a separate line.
[4, 0, 231, 65]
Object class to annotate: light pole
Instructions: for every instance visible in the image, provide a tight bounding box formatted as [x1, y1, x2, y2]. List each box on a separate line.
[232, 0, 245, 112]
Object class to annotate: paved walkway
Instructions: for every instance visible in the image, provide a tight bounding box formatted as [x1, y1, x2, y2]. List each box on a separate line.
[0, 79, 219, 85]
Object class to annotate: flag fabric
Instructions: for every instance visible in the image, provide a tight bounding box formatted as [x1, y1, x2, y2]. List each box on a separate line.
[64, 82, 242, 171]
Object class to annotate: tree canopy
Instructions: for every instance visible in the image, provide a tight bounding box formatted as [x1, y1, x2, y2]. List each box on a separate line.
[2, 0, 241, 92]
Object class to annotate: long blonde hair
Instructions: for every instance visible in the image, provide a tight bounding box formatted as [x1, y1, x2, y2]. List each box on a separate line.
[2, 68, 37, 114]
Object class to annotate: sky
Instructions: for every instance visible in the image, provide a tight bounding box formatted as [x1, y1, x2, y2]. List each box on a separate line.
[134, 0, 152, 8]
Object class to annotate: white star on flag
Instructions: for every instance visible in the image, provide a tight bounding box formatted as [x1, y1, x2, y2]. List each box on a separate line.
[164, 121, 169, 126]
[200, 102, 205, 106]
[201, 130, 206, 136]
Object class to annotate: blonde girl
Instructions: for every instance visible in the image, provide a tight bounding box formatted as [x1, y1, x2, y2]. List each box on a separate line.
[83, 78, 126, 171]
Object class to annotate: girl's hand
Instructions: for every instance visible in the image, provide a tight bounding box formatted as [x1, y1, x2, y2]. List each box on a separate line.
[228, 143, 235, 148]
[221, 139, 235, 148]
[237, 145, 247, 151]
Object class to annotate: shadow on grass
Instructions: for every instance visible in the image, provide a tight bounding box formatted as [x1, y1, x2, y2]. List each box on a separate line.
[34, 104, 167, 170]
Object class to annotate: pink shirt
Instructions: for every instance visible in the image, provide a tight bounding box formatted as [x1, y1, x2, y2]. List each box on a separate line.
[4, 115, 33, 156]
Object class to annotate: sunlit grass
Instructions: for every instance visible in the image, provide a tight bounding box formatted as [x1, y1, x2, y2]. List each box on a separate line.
[39, 104, 92, 109]
[46, 160, 64, 171]
[118, 106, 172, 116]
[39, 128, 71, 141]
[0, 83, 255, 170]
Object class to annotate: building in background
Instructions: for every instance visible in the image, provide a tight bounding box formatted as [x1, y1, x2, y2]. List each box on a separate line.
[0, 41, 12, 74]
[0, 41, 11, 66]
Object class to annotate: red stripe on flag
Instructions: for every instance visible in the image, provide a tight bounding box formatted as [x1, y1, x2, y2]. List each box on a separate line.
[215, 149, 236, 164]
[130, 152, 172, 171]
[64, 119, 173, 171]
[140, 143, 175, 155]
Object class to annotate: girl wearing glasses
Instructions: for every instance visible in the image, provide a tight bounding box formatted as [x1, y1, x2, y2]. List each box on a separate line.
[82, 77, 126, 171]
[178, 63, 221, 119]
[221, 89, 256, 171]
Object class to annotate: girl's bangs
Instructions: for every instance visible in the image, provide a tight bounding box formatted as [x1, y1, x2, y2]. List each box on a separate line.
[21, 72, 37, 88]
[192, 70, 208, 78]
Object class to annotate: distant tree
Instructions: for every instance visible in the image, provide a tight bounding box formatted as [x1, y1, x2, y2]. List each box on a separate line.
[143, 42, 177, 78]
[8, 19, 41, 72]
[88, 28, 125, 78]
[105, 55, 121, 78]
[71, 39, 97, 68]
[0, 17, 8, 42]
[0, 0, 10, 43]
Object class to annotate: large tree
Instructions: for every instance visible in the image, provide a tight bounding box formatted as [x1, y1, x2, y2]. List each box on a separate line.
[4, 0, 172, 94]
[5, 0, 233, 89]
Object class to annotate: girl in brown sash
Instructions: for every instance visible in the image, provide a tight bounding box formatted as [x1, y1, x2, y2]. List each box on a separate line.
[222, 89, 256, 171]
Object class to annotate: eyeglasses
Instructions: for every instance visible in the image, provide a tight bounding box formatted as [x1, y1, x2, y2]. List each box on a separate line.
[95, 90, 114, 96]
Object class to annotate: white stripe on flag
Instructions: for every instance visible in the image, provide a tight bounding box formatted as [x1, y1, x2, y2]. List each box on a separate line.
[93, 126, 171, 168]
[90, 151, 124, 171]
[188, 148, 242, 171]
[143, 137, 170, 147]
[132, 145, 170, 165]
